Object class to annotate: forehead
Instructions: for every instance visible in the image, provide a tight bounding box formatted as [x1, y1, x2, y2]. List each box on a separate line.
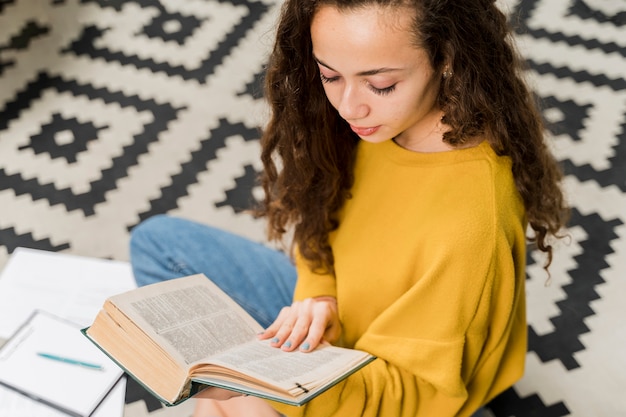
[310, 4, 426, 70]
[311, 4, 416, 42]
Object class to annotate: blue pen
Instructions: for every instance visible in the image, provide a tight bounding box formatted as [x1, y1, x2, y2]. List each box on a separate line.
[36, 352, 104, 371]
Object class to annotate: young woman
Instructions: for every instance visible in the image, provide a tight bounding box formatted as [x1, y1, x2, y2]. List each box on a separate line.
[129, 0, 569, 416]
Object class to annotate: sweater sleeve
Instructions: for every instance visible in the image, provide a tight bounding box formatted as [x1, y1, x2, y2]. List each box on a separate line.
[272, 354, 466, 417]
[292, 249, 337, 300]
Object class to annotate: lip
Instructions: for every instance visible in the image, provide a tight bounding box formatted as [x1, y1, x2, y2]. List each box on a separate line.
[349, 125, 381, 136]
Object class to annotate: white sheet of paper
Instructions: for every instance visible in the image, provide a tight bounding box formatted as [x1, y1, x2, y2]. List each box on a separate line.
[0, 247, 137, 338]
[0, 311, 123, 417]
[0, 248, 137, 417]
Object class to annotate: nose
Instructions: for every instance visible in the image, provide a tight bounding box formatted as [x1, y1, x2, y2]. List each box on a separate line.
[337, 84, 369, 121]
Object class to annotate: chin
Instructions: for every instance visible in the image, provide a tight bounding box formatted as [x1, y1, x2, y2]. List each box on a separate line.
[358, 134, 391, 144]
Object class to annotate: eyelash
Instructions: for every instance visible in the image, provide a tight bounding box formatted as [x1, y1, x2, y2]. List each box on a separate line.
[319, 73, 396, 96]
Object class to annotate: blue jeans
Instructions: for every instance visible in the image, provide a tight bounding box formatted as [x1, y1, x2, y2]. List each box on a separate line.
[129, 214, 296, 328]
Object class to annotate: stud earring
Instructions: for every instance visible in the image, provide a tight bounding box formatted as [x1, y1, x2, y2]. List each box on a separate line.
[443, 67, 452, 79]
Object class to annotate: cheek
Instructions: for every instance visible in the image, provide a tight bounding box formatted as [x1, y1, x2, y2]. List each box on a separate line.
[380, 97, 418, 125]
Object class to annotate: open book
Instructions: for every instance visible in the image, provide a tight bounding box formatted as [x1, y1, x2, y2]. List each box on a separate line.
[84, 274, 375, 406]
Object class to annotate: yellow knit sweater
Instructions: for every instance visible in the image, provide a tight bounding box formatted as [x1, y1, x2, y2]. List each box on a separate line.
[273, 139, 527, 417]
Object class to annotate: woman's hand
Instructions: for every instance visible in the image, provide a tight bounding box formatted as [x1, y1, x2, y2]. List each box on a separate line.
[258, 296, 341, 352]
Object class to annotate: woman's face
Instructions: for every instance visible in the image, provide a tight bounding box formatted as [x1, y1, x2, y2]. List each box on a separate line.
[311, 4, 444, 151]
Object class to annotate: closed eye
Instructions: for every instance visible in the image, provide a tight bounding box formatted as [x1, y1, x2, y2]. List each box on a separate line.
[320, 71, 396, 96]
[319, 73, 339, 83]
[369, 84, 396, 96]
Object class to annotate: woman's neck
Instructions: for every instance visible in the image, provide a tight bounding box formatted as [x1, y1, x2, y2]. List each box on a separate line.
[392, 110, 454, 153]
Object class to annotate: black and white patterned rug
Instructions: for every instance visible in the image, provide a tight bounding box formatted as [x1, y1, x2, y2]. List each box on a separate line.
[0, 0, 624, 416]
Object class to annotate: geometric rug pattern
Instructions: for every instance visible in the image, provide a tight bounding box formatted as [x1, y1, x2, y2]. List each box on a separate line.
[0, 0, 625, 416]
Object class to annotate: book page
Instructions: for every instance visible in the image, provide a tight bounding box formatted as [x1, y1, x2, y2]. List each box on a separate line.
[194, 339, 374, 394]
[108, 274, 264, 365]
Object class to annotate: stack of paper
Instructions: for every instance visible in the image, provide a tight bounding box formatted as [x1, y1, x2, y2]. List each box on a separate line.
[0, 311, 123, 416]
[0, 248, 137, 417]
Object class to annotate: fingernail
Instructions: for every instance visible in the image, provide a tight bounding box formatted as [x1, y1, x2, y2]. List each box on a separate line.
[301, 342, 310, 351]
[271, 337, 279, 344]
[283, 341, 292, 348]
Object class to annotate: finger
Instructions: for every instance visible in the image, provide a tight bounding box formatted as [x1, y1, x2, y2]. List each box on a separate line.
[303, 307, 331, 350]
[257, 306, 291, 341]
[271, 302, 303, 348]
[280, 306, 314, 351]
[300, 298, 341, 351]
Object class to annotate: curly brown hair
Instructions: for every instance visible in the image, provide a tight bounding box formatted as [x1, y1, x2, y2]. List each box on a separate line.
[257, 0, 569, 273]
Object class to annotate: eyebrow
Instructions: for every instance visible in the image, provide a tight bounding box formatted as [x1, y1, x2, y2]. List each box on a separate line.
[314, 56, 402, 76]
